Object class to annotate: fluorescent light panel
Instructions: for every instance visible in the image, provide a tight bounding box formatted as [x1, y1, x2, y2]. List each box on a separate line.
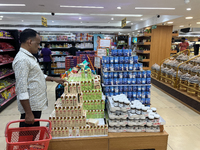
[197, 22, 200, 24]
[186, 16, 193, 19]
[180, 25, 184, 27]
[90, 14, 142, 17]
[60, 5, 104, 9]
[0, 12, 50, 15]
[135, 7, 175, 10]
[187, 8, 191, 11]
[0, 4, 25, 6]
[117, 7, 121, 9]
[167, 22, 173, 24]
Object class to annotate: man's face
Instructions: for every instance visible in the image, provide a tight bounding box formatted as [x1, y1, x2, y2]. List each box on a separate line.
[181, 39, 185, 42]
[29, 34, 41, 54]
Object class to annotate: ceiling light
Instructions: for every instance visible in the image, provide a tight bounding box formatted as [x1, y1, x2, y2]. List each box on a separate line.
[0, 12, 51, 15]
[131, 23, 133, 25]
[111, 18, 114, 20]
[185, 16, 193, 19]
[140, 18, 143, 20]
[117, 7, 121, 9]
[0, 18, 2, 20]
[90, 14, 142, 17]
[79, 17, 82, 19]
[60, 5, 104, 9]
[167, 22, 173, 24]
[138, 31, 140, 32]
[186, 8, 191, 11]
[22, 20, 24, 22]
[52, 21, 54, 22]
[197, 22, 200, 24]
[0, 4, 26, 6]
[135, 7, 175, 10]
[0, 16, 3, 18]
[180, 25, 184, 27]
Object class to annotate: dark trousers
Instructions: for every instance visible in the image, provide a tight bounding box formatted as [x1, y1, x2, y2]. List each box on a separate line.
[194, 44, 199, 55]
[20, 111, 42, 127]
[43, 62, 51, 75]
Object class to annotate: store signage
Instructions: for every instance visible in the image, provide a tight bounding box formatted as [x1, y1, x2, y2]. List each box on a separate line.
[152, 25, 157, 29]
[41, 16, 47, 27]
[121, 18, 127, 28]
[97, 49, 107, 57]
[100, 39, 111, 48]
[94, 56, 101, 68]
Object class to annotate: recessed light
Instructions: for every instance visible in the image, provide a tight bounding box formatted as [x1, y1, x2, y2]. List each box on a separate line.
[60, 5, 104, 9]
[186, 16, 193, 19]
[0, 12, 51, 15]
[197, 22, 200, 24]
[167, 22, 173, 24]
[140, 18, 143, 20]
[186, 8, 191, 11]
[131, 23, 133, 25]
[22, 20, 24, 22]
[138, 31, 140, 32]
[180, 25, 184, 27]
[79, 17, 82, 19]
[117, 7, 121, 9]
[135, 7, 175, 10]
[0, 18, 2, 20]
[0, 16, 3, 18]
[52, 21, 54, 22]
[0, 4, 26, 6]
[111, 18, 114, 20]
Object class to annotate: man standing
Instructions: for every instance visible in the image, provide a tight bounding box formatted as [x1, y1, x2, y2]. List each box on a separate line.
[68, 42, 78, 56]
[13, 29, 65, 127]
[179, 37, 189, 54]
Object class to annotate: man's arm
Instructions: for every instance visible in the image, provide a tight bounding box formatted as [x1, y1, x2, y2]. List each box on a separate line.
[46, 76, 66, 85]
[50, 55, 54, 62]
[20, 100, 35, 124]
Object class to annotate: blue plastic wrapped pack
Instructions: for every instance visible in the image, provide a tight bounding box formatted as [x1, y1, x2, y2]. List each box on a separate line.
[105, 87, 110, 93]
[146, 70, 151, 78]
[114, 72, 118, 78]
[119, 86, 123, 92]
[108, 79, 112, 85]
[119, 64, 123, 71]
[119, 72, 123, 78]
[146, 78, 151, 84]
[114, 64, 119, 71]
[134, 64, 138, 70]
[105, 92, 109, 97]
[114, 86, 119, 93]
[123, 72, 128, 78]
[106, 64, 110, 71]
[118, 49, 123, 56]
[123, 49, 129, 57]
[138, 63, 143, 70]
[124, 86, 128, 92]
[110, 92, 114, 97]
[137, 92, 142, 98]
[137, 78, 142, 84]
[133, 56, 138, 63]
[146, 98, 150, 104]
[137, 72, 142, 78]
[114, 57, 119, 64]
[142, 71, 146, 78]
[124, 64, 128, 71]
[128, 86, 132, 92]
[110, 57, 114, 64]
[130, 56, 134, 64]
[123, 78, 128, 84]
[128, 72, 133, 78]
[141, 98, 146, 104]
[128, 92, 132, 98]
[146, 85, 151, 92]
[125, 57, 129, 64]
[146, 92, 150, 98]
[142, 92, 146, 98]
[109, 72, 114, 78]
[106, 57, 110, 64]
[142, 78, 146, 84]
[119, 57, 124, 64]
[104, 79, 109, 85]
[110, 79, 113, 85]
[137, 86, 142, 91]
[111, 49, 115, 56]
[102, 56, 107, 64]
[128, 78, 132, 84]
[103, 72, 109, 78]
[128, 49, 132, 56]
[132, 78, 136, 84]
[142, 86, 146, 91]
[118, 78, 123, 85]
[110, 86, 114, 92]
[113, 78, 118, 85]
[110, 64, 114, 71]
[129, 64, 133, 71]
[124, 92, 128, 97]
[133, 86, 137, 92]
[132, 72, 137, 78]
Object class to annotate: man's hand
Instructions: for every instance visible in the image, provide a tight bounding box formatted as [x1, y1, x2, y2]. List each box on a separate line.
[25, 112, 35, 124]
[54, 78, 66, 85]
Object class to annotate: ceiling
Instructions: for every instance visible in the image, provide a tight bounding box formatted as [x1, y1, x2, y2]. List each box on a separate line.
[0, 0, 200, 32]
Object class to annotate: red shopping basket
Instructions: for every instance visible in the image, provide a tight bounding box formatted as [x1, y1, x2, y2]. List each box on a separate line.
[5, 119, 52, 150]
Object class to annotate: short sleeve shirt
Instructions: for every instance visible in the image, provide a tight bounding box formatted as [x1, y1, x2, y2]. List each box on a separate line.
[41, 48, 52, 62]
[179, 42, 189, 51]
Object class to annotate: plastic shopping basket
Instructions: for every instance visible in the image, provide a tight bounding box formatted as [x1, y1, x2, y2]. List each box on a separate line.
[5, 119, 52, 150]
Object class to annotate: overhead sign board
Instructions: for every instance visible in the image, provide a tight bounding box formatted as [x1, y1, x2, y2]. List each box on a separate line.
[42, 16, 47, 27]
[121, 17, 127, 28]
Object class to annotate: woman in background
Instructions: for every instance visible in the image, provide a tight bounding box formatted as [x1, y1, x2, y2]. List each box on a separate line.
[41, 43, 53, 76]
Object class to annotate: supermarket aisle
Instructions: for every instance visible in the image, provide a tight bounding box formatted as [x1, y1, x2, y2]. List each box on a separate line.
[0, 83, 200, 150]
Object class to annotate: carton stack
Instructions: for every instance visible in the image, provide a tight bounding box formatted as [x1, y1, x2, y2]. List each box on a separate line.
[65, 56, 78, 71]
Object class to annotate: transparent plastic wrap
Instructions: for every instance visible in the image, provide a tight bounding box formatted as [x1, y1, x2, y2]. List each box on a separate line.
[183, 63, 193, 73]
[180, 73, 191, 81]
[166, 68, 176, 76]
[172, 71, 183, 78]
[191, 65, 200, 75]
[188, 75, 200, 84]
[161, 67, 170, 74]
[151, 63, 160, 71]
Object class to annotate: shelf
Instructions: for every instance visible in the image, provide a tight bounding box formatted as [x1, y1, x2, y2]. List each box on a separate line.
[0, 49, 15, 52]
[171, 50, 177, 54]
[0, 82, 15, 93]
[0, 72, 14, 79]
[137, 42, 151, 45]
[52, 54, 68, 56]
[55, 61, 65, 62]
[143, 67, 150, 70]
[102, 83, 151, 87]
[0, 37, 14, 40]
[41, 67, 65, 70]
[41, 41, 93, 43]
[137, 33, 152, 37]
[103, 70, 144, 73]
[172, 33, 179, 37]
[138, 59, 150, 62]
[0, 61, 13, 66]
[0, 94, 16, 107]
[136, 50, 150, 54]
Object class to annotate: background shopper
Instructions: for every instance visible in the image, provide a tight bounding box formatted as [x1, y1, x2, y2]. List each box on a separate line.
[68, 42, 78, 56]
[41, 43, 53, 75]
[179, 37, 189, 54]
[13, 29, 65, 127]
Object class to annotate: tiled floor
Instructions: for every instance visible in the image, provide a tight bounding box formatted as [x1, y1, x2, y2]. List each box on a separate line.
[1, 82, 200, 150]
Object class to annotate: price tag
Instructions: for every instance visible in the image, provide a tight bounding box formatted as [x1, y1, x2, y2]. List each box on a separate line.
[94, 57, 101, 68]
[97, 48, 107, 57]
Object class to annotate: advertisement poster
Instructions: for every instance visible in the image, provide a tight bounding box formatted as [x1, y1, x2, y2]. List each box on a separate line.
[93, 34, 104, 51]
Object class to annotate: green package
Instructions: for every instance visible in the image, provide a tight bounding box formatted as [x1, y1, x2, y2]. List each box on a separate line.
[88, 80, 92, 90]
[81, 81, 85, 91]
[88, 100, 92, 110]
[81, 69, 85, 79]
[98, 90, 102, 100]
[95, 90, 98, 100]
[84, 81, 88, 91]
[94, 100, 98, 110]
[92, 90, 95, 100]
[91, 110, 95, 119]
[97, 100, 101, 110]
[83, 101, 87, 110]
[82, 92, 86, 101]
[87, 68, 92, 80]
[94, 110, 98, 118]
[101, 100, 105, 110]
[88, 91, 92, 100]
[86, 100, 90, 110]
[101, 110, 104, 118]
[97, 110, 101, 118]
[86, 110, 91, 119]
[91, 100, 94, 110]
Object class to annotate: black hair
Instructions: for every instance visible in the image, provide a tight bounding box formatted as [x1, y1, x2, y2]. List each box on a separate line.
[44, 43, 50, 48]
[182, 37, 186, 40]
[20, 29, 38, 43]
[97, 36, 101, 38]
[72, 42, 76, 47]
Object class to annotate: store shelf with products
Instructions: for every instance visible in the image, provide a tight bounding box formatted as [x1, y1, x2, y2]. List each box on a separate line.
[0, 49, 15, 52]
[41, 41, 93, 43]
[0, 82, 15, 93]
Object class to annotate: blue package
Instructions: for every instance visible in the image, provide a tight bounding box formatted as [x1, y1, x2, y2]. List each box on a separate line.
[110, 86, 114, 92]
[114, 64, 119, 71]
[108, 79, 112, 85]
[118, 49, 123, 56]
[137, 86, 142, 91]
[138, 63, 143, 70]
[124, 86, 128, 92]
[129, 64, 133, 71]
[104, 79, 109, 85]
[142, 92, 146, 98]
[119, 64, 123, 71]
[114, 57, 119, 64]
[128, 86, 133, 92]
[146, 70, 151, 78]
[128, 92, 132, 98]
[133, 56, 138, 63]
[132, 92, 137, 98]
[106, 57, 110, 64]
[106, 64, 110, 71]
[114, 72, 118, 78]
[110, 64, 114, 71]
[146, 78, 151, 84]
[119, 86, 123, 92]
[146, 85, 151, 92]
[109, 72, 114, 78]
[133, 86, 137, 92]
[110, 78, 113, 85]
[137, 92, 142, 98]
[124, 92, 128, 97]
[125, 57, 129, 64]
[119, 72, 123, 78]
[113, 78, 118, 85]
[132, 78, 136, 84]
[102, 56, 107, 64]
[124, 64, 128, 71]
[146, 92, 151, 98]
[110, 57, 114, 64]
[130, 56, 134, 64]
[141, 98, 146, 104]
[141, 86, 146, 92]
[132, 72, 137, 78]
[128, 49, 132, 56]
[114, 86, 119, 93]
[111, 49, 115, 56]
[123, 72, 128, 78]
[105, 87, 110, 93]
[123, 49, 128, 56]
[142, 78, 146, 84]
[137, 72, 142, 78]
[128, 78, 132, 85]
[118, 78, 123, 85]
[123, 78, 128, 85]
[103, 72, 109, 78]
[146, 98, 151, 104]
[128, 72, 133, 78]
[119, 57, 124, 64]
[134, 64, 138, 70]
[137, 78, 142, 84]
[105, 92, 109, 97]
[142, 71, 146, 78]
